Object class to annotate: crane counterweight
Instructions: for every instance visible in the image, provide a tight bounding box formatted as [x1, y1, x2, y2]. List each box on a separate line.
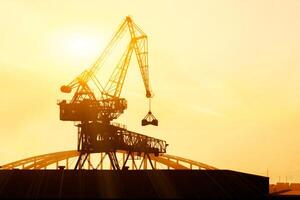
[60, 85, 72, 93]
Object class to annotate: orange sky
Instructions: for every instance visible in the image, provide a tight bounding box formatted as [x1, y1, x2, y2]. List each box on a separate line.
[0, 0, 300, 183]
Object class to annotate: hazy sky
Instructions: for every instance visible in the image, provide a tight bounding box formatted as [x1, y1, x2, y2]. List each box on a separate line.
[0, 0, 300, 183]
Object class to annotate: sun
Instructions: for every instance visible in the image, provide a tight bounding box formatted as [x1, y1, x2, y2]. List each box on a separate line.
[49, 29, 108, 72]
[63, 33, 104, 59]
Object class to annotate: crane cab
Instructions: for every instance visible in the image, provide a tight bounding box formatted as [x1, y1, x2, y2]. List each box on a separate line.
[58, 98, 127, 122]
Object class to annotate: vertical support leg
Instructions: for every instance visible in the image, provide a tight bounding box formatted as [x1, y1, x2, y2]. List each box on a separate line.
[143, 154, 148, 169]
[147, 154, 155, 170]
[87, 155, 91, 170]
[81, 153, 89, 169]
[75, 153, 89, 170]
[122, 152, 131, 170]
[131, 153, 137, 170]
[66, 158, 69, 170]
[100, 153, 103, 170]
[109, 157, 113, 170]
[107, 152, 120, 170]
[77, 127, 82, 151]
[95, 153, 106, 170]
[87, 154, 95, 170]
[122, 152, 131, 169]
[138, 153, 148, 170]
[122, 153, 125, 166]
[74, 153, 82, 170]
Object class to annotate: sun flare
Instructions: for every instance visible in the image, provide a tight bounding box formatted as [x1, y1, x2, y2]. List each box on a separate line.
[63, 33, 104, 59]
[49, 30, 108, 71]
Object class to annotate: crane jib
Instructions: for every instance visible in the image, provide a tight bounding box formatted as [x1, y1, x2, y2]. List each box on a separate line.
[59, 16, 158, 126]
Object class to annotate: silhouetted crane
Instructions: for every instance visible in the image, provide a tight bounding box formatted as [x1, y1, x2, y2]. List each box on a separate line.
[58, 16, 166, 170]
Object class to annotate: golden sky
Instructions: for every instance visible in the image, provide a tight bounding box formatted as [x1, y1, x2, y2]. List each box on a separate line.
[0, 0, 300, 183]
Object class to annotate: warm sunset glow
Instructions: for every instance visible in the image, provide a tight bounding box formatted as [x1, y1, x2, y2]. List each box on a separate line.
[47, 30, 107, 72]
[62, 33, 103, 59]
[0, 0, 299, 185]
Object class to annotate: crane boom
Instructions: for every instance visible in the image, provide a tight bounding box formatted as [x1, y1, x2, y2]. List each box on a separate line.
[61, 16, 152, 99]
[104, 18, 151, 98]
[60, 18, 128, 93]
[58, 16, 157, 125]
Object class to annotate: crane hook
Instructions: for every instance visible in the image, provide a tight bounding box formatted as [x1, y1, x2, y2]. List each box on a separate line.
[141, 99, 158, 126]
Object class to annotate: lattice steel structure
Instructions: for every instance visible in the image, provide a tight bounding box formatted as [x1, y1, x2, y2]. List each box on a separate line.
[58, 16, 163, 169]
[74, 122, 167, 170]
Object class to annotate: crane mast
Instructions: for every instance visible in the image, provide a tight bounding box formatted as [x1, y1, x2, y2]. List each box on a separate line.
[58, 16, 165, 170]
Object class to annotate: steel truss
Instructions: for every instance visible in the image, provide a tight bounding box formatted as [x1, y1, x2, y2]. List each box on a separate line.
[72, 122, 167, 170]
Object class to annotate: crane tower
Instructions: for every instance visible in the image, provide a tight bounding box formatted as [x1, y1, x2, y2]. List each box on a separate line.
[57, 16, 167, 170]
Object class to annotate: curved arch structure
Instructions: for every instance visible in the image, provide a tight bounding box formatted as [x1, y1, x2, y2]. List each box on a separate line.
[0, 150, 217, 170]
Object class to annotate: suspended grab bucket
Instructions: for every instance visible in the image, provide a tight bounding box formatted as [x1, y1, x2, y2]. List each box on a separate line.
[142, 111, 158, 126]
